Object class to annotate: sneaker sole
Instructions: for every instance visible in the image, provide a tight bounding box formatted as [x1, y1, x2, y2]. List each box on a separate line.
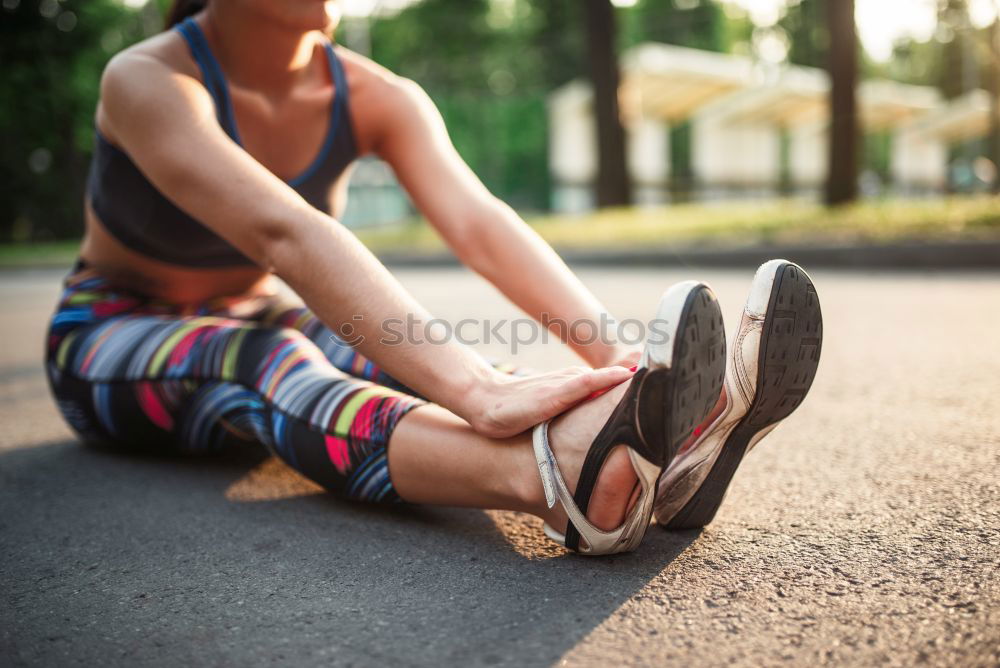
[640, 283, 728, 467]
[553, 282, 726, 554]
[664, 262, 823, 530]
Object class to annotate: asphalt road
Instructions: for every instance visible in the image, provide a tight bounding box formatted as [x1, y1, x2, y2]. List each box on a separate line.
[1, 265, 998, 667]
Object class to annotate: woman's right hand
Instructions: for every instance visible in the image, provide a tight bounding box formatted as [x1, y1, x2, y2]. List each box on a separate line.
[458, 366, 635, 439]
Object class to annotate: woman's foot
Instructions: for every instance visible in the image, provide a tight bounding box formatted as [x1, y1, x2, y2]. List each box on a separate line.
[523, 282, 727, 553]
[654, 260, 823, 529]
[527, 379, 639, 532]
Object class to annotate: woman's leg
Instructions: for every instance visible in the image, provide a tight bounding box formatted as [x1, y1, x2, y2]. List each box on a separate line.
[245, 298, 523, 391]
[48, 311, 637, 528]
[230, 296, 635, 528]
[244, 297, 404, 386]
[47, 313, 423, 501]
[388, 382, 639, 531]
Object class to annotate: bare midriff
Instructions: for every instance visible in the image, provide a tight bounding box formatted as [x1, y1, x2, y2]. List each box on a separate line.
[79, 201, 278, 304]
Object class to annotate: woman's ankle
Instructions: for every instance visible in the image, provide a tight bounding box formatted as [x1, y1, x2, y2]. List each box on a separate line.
[508, 435, 549, 517]
[513, 380, 638, 531]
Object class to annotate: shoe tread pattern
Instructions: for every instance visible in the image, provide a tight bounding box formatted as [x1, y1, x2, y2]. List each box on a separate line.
[665, 263, 822, 530]
[666, 287, 728, 455]
[747, 265, 822, 427]
[564, 285, 726, 552]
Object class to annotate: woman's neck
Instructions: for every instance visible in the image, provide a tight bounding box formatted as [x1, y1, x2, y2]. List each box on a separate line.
[201, 5, 319, 95]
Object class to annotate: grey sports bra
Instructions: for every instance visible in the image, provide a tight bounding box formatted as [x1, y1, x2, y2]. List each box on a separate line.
[86, 17, 357, 267]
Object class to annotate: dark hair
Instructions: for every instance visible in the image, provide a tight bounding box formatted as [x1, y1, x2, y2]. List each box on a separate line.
[164, 0, 208, 29]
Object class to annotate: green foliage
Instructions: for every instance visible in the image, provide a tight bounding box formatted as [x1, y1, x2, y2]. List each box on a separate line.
[526, 0, 585, 88]
[669, 121, 694, 196]
[529, 196, 1000, 247]
[719, 5, 754, 55]
[875, 0, 999, 96]
[8, 195, 1000, 267]
[4, 0, 997, 240]
[0, 0, 149, 242]
[366, 0, 730, 212]
[939, 0, 969, 99]
[352, 196, 1000, 255]
[436, 94, 550, 211]
[369, 0, 553, 210]
[779, 0, 827, 68]
[881, 37, 942, 86]
[371, 0, 497, 93]
[621, 0, 729, 53]
[863, 131, 892, 181]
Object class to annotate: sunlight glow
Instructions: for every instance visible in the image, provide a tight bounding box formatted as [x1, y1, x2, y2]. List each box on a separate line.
[116, 0, 999, 62]
[729, 0, 1000, 63]
[855, 0, 938, 61]
[340, 0, 422, 18]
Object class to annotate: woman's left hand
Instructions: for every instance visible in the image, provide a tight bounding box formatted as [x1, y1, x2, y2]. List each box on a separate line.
[460, 365, 635, 439]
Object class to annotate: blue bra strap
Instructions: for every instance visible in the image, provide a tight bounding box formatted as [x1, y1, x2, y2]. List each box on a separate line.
[287, 43, 349, 187]
[174, 17, 243, 144]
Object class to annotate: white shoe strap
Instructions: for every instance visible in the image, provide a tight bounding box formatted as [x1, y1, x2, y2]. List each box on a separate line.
[532, 421, 657, 555]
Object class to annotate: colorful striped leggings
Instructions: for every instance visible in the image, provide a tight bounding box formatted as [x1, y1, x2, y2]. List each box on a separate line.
[44, 261, 428, 503]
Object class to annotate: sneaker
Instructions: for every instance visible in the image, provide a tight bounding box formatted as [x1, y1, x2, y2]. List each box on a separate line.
[653, 260, 823, 530]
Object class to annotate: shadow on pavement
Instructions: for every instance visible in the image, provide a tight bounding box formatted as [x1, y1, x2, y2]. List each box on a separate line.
[0, 439, 700, 667]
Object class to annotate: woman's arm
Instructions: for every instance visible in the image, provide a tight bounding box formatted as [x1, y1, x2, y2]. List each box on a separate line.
[97, 50, 631, 437]
[370, 77, 639, 368]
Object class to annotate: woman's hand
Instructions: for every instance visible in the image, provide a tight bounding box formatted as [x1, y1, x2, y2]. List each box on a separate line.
[459, 366, 635, 439]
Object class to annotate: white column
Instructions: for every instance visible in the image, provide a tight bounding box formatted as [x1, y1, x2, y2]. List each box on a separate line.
[788, 121, 828, 191]
[627, 117, 669, 206]
[890, 130, 947, 193]
[692, 115, 781, 198]
[548, 83, 597, 213]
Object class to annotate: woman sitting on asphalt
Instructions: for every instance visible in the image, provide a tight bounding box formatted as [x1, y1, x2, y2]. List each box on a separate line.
[45, 0, 822, 555]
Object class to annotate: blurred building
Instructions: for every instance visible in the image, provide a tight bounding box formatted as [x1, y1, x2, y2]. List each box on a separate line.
[548, 43, 998, 212]
[341, 157, 413, 228]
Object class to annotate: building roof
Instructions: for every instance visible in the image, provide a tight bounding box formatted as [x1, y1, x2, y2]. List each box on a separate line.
[552, 42, 949, 132]
[897, 90, 999, 142]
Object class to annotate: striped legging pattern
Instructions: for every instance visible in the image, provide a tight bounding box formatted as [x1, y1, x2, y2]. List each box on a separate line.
[45, 263, 425, 503]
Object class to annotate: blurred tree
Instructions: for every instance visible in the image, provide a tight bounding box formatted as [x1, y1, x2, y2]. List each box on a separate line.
[719, 4, 754, 56]
[584, 0, 630, 207]
[825, 0, 859, 205]
[987, 17, 1000, 193]
[939, 0, 971, 99]
[621, 0, 727, 53]
[527, 0, 585, 89]
[620, 0, 744, 199]
[370, 0, 496, 93]
[369, 0, 550, 211]
[883, 38, 942, 87]
[880, 2, 994, 96]
[0, 0, 148, 242]
[779, 0, 826, 68]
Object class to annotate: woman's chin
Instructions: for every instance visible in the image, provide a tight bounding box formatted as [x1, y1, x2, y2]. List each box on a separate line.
[259, 1, 340, 33]
[322, 2, 343, 33]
